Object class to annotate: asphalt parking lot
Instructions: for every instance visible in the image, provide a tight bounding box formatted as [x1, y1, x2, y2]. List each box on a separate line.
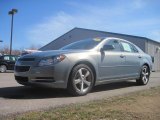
[0, 71, 160, 117]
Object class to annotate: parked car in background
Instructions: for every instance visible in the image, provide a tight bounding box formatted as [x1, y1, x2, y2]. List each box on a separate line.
[14, 37, 152, 96]
[0, 55, 19, 72]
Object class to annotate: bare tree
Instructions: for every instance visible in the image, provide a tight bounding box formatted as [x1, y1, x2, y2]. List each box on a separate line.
[0, 44, 42, 56]
[0, 45, 21, 55]
[0, 45, 10, 55]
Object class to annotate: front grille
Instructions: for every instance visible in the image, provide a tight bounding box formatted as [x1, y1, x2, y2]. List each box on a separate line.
[36, 77, 54, 80]
[15, 66, 30, 72]
[33, 77, 55, 82]
[18, 58, 35, 61]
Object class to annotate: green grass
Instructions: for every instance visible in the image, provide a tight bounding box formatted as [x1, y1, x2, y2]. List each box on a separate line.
[7, 86, 160, 120]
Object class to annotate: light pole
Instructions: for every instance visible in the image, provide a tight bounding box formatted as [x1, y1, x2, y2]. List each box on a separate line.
[0, 40, 3, 55]
[8, 8, 18, 55]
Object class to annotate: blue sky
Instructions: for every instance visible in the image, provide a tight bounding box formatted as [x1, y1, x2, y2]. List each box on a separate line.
[0, 0, 160, 50]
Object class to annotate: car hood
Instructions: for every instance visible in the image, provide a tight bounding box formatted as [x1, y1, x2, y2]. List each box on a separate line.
[21, 50, 91, 58]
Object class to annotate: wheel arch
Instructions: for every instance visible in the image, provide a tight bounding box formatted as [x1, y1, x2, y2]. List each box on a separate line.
[0, 63, 8, 69]
[143, 63, 150, 74]
[0, 64, 8, 72]
[137, 63, 151, 85]
[68, 60, 97, 85]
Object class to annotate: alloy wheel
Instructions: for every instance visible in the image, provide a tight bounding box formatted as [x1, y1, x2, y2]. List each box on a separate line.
[73, 68, 92, 93]
[141, 66, 149, 84]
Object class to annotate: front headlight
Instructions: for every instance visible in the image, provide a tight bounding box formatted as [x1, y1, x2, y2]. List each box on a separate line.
[38, 55, 66, 66]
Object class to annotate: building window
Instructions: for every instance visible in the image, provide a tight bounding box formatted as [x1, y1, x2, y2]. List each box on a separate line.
[151, 56, 154, 63]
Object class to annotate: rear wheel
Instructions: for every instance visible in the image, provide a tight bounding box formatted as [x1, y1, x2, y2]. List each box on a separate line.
[67, 64, 94, 96]
[136, 65, 150, 85]
[0, 65, 7, 73]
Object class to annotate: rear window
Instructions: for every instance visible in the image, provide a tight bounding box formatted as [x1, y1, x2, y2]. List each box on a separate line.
[120, 42, 139, 53]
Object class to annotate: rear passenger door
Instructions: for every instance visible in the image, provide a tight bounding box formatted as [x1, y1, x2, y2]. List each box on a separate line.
[120, 41, 141, 77]
[9, 56, 17, 70]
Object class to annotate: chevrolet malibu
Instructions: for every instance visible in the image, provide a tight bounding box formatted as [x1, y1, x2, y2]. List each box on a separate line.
[14, 37, 152, 96]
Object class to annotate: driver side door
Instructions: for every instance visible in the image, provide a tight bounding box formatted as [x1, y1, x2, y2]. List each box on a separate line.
[98, 39, 126, 80]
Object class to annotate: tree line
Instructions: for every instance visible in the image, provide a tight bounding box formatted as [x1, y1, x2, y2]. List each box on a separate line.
[0, 44, 41, 55]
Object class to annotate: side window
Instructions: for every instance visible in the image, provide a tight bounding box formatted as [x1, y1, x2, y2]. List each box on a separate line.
[121, 42, 132, 52]
[10, 56, 16, 61]
[130, 44, 139, 53]
[105, 39, 121, 52]
[4, 56, 10, 60]
[121, 42, 139, 53]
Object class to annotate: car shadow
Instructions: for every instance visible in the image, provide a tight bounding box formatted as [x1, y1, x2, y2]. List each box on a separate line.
[0, 86, 70, 99]
[92, 81, 136, 93]
[0, 81, 136, 99]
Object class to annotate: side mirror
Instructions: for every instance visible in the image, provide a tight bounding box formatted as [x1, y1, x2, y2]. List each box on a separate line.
[100, 45, 115, 52]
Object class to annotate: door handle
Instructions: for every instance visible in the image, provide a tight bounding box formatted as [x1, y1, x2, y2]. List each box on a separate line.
[120, 54, 125, 58]
[138, 55, 142, 58]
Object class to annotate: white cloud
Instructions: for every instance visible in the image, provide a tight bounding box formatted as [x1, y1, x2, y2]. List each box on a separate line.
[27, 12, 75, 45]
[27, 0, 160, 46]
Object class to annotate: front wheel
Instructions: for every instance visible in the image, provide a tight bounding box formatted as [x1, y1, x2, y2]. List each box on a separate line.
[67, 64, 95, 96]
[136, 65, 150, 85]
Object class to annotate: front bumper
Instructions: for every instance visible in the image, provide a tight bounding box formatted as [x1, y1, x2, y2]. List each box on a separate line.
[14, 61, 71, 89]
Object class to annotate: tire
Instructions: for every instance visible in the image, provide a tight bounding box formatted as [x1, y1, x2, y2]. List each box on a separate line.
[0, 65, 7, 73]
[67, 64, 95, 96]
[136, 65, 150, 85]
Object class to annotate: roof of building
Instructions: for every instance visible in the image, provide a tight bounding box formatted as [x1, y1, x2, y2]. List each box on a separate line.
[40, 27, 160, 50]
[75, 27, 160, 45]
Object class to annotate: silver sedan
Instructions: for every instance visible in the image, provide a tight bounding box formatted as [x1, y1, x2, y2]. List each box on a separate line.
[14, 37, 152, 96]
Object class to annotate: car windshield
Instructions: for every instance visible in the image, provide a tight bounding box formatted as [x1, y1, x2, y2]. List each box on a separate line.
[60, 38, 104, 50]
